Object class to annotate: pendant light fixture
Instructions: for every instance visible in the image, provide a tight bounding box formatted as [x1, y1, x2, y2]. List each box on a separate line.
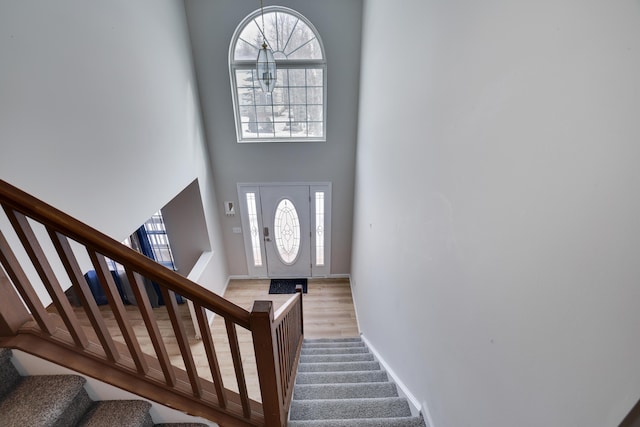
[256, 0, 276, 93]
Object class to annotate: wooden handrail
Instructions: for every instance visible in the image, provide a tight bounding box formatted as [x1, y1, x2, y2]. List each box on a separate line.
[0, 180, 251, 327]
[620, 399, 640, 426]
[0, 179, 304, 426]
[274, 292, 301, 320]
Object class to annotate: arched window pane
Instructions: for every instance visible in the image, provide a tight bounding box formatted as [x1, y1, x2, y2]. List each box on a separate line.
[288, 38, 322, 60]
[230, 6, 326, 142]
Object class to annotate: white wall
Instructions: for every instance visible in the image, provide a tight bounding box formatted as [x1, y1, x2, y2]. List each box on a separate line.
[0, 1, 228, 297]
[184, 0, 362, 276]
[162, 179, 212, 276]
[353, 1, 640, 426]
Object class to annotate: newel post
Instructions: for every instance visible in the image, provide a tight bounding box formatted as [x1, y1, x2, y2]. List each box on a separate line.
[251, 300, 285, 426]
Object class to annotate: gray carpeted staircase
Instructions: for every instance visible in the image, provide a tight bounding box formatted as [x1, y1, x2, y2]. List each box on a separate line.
[289, 337, 426, 427]
[0, 348, 207, 427]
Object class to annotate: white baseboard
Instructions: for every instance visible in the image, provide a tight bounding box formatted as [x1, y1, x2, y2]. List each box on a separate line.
[360, 334, 435, 426]
[221, 275, 233, 295]
[226, 274, 254, 280]
[327, 273, 351, 279]
[346, 275, 362, 335]
[226, 274, 351, 280]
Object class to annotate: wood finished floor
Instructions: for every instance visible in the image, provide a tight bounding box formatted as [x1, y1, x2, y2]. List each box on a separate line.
[66, 278, 359, 402]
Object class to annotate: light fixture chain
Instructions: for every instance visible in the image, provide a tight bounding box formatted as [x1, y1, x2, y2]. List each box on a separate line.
[260, 0, 266, 44]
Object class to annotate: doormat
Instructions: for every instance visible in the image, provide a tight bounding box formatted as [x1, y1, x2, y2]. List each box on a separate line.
[269, 278, 308, 294]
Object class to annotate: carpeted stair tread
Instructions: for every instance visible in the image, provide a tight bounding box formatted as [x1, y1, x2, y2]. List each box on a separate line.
[296, 370, 389, 384]
[79, 400, 153, 427]
[293, 382, 398, 400]
[0, 348, 12, 362]
[0, 374, 91, 427]
[300, 353, 374, 363]
[304, 338, 363, 343]
[302, 341, 366, 349]
[0, 349, 210, 426]
[154, 424, 210, 426]
[301, 346, 370, 355]
[298, 360, 380, 372]
[290, 397, 412, 420]
[291, 338, 425, 426]
[0, 348, 20, 401]
[287, 416, 426, 427]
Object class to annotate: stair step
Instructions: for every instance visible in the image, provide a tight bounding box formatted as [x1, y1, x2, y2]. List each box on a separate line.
[0, 349, 20, 401]
[296, 370, 389, 384]
[300, 353, 374, 363]
[0, 347, 12, 362]
[154, 424, 210, 426]
[304, 338, 363, 343]
[292, 339, 420, 426]
[0, 375, 92, 427]
[298, 361, 380, 373]
[287, 416, 426, 427]
[79, 400, 153, 427]
[293, 382, 398, 400]
[0, 349, 212, 425]
[301, 347, 370, 356]
[290, 397, 412, 420]
[303, 341, 365, 349]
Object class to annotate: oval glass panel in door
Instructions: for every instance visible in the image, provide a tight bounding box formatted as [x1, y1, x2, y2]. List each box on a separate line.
[274, 198, 301, 264]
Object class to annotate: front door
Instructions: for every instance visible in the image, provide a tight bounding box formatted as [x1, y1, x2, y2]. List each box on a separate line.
[260, 185, 311, 277]
[238, 183, 331, 278]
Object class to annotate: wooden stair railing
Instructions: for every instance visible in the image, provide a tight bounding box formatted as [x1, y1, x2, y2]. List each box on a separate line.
[620, 398, 640, 426]
[0, 179, 304, 427]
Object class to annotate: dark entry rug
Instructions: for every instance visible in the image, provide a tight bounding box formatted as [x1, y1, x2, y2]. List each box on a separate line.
[269, 278, 308, 294]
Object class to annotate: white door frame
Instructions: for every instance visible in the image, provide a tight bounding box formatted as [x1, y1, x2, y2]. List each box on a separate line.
[237, 182, 332, 278]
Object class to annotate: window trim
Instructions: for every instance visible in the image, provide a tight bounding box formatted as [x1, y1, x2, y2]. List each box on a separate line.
[229, 6, 327, 143]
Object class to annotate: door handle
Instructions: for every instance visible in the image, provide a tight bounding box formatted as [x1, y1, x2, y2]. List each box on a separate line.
[264, 226, 270, 242]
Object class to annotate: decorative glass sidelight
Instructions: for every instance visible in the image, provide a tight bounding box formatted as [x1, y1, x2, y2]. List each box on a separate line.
[274, 198, 301, 264]
[315, 192, 325, 266]
[246, 192, 263, 266]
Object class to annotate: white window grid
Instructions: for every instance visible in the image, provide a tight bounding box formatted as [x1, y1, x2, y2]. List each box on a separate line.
[229, 6, 327, 143]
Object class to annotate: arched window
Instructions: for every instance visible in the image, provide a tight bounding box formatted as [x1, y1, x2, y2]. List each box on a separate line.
[229, 6, 326, 142]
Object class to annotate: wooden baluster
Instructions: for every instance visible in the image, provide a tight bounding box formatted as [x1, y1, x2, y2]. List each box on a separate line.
[89, 251, 148, 374]
[50, 230, 120, 362]
[0, 229, 55, 335]
[289, 309, 297, 387]
[193, 302, 227, 408]
[126, 270, 175, 386]
[286, 311, 294, 390]
[159, 287, 201, 398]
[226, 317, 252, 419]
[251, 301, 284, 426]
[3, 210, 89, 348]
[289, 310, 294, 368]
[296, 285, 304, 336]
[0, 266, 32, 336]
[278, 323, 287, 401]
[295, 301, 302, 354]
